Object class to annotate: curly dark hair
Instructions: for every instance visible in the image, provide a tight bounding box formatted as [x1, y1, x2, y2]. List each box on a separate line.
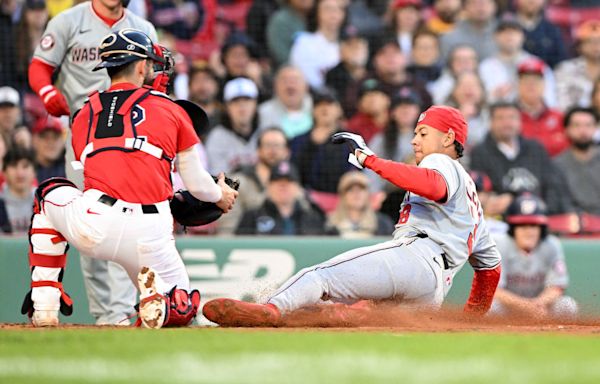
[454, 141, 464, 159]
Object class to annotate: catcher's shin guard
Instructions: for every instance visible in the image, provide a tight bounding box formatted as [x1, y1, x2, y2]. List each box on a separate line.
[21, 178, 76, 326]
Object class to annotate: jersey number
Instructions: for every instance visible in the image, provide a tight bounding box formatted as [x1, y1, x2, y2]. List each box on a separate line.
[398, 204, 412, 225]
[467, 224, 479, 255]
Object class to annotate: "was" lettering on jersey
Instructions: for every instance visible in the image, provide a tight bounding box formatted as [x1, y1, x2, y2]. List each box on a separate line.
[70, 47, 100, 63]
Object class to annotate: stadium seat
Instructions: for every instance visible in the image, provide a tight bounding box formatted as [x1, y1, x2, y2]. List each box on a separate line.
[308, 190, 339, 214]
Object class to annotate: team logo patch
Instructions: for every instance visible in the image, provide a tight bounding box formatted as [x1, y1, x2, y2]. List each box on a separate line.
[127, 44, 135, 51]
[520, 200, 537, 215]
[417, 112, 426, 122]
[40, 34, 55, 51]
[132, 105, 146, 126]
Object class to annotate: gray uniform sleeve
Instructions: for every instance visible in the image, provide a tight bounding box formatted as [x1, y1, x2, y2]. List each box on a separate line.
[544, 236, 569, 289]
[419, 154, 460, 202]
[468, 221, 501, 271]
[34, 12, 73, 66]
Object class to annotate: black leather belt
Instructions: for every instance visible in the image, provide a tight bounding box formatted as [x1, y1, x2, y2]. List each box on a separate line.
[414, 232, 450, 270]
[98, 194, 159, 214]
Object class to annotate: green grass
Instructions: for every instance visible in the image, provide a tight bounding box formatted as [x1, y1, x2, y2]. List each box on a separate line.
[1, 328, 600, 384]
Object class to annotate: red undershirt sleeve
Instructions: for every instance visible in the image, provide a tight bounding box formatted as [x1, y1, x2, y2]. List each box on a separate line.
[364, 155, 448, 202]
[28, 58, 55, 95]
[464, 265, 501, 314]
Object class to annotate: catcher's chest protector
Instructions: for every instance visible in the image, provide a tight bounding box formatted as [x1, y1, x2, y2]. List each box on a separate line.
[80, 88, 172, 166]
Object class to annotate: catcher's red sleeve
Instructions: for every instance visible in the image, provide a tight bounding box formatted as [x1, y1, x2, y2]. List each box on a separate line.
[28, 58, 55, 95]
[363, 155, 447, 202]
[464, 265, 501, 314]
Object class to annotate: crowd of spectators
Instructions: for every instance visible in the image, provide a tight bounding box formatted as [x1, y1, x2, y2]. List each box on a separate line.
[1, 0, 600, 236]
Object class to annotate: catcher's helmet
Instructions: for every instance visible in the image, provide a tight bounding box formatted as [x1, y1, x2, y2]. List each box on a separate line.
[93, 28, 164, 72]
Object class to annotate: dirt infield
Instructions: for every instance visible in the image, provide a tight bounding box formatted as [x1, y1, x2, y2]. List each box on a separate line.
[4, 304, 600, 334]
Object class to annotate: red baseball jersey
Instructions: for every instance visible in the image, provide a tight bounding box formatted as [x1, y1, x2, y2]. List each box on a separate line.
[71, 82, 199, 204]
[520, 108, 568, 157]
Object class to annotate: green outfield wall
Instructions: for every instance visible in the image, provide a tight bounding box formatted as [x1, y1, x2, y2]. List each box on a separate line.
[1, 237, 599, 324]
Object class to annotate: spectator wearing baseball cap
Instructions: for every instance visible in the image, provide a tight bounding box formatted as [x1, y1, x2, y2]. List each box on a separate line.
[258, 65, 313, 139]
[32, 116, 66, 182]
[386, 0, 423, 57]
[517, 59, 568, 157]
[427, 0, 462, 35]
[235, 160, 326, 235]
[326, 171, 394, 238]
[515, 0, 567, 68]
[205, 78, 261, 174]
[290, 89, 353, 200]
[325, 24, 369, 117]
[555, 20, 600, 112]
[480, 19, 557, 108]
[0, 87, 22, 138]
[290, 0, 346, 90]
[347, 78, 390, 143]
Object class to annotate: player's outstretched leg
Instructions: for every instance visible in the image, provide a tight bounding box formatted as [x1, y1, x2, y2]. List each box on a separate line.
[137, 266, 201, 329]
[202, 299, 281, 327]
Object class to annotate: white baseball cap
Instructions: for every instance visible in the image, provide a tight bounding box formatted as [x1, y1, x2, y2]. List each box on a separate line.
[223, 77, 258, 102]
[0, 87, 20, 106]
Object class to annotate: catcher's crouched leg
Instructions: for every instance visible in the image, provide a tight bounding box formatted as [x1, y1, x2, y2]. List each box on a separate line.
[137, 266, 200, 328]
[21, 178, 77, 327]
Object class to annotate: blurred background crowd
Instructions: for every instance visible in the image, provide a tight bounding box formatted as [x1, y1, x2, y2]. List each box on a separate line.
[1, 0, 600, 237]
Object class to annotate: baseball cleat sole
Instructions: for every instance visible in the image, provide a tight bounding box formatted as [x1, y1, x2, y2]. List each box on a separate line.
[137, 266, 167, 329]
[203, 298, 281, 327]
[32, 310, 59, 327]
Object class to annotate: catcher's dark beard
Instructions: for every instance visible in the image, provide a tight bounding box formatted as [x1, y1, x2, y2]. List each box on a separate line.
[573, 140, 594, 151]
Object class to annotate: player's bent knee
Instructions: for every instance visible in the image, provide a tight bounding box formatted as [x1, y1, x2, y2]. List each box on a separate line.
[34, 177, 79, 213]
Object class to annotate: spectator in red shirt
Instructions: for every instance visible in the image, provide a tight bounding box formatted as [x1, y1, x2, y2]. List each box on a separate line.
[517, 58, 568, 157]
[347, 78, 390, 143]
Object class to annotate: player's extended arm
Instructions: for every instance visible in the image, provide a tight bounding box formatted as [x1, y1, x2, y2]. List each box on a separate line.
[364, 156, 447, 202]
[176, 145, 223, 203]
[331, 132, 447, 201]
[464, 265, 501, 314]
[28, 58, 70, 117]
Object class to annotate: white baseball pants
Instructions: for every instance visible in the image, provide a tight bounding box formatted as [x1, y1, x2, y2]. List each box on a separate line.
[30, 186, 189, 314]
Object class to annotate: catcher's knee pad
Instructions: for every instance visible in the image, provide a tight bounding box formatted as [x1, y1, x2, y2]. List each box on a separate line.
[33, 177, 78, 214]
[152, 287, 200, 327]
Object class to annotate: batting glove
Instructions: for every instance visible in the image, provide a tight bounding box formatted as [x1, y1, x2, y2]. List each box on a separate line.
[331, 132, 374, 169]
[39, 85, 70, 117]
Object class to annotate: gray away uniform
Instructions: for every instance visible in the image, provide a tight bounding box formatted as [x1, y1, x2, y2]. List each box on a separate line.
[268, 153, 501, 312]
[492, 233, 577, 317]
[33, 2, 157, 325]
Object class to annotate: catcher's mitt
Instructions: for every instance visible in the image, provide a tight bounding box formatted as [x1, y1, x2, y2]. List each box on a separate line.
[170, 175, 240, 227]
